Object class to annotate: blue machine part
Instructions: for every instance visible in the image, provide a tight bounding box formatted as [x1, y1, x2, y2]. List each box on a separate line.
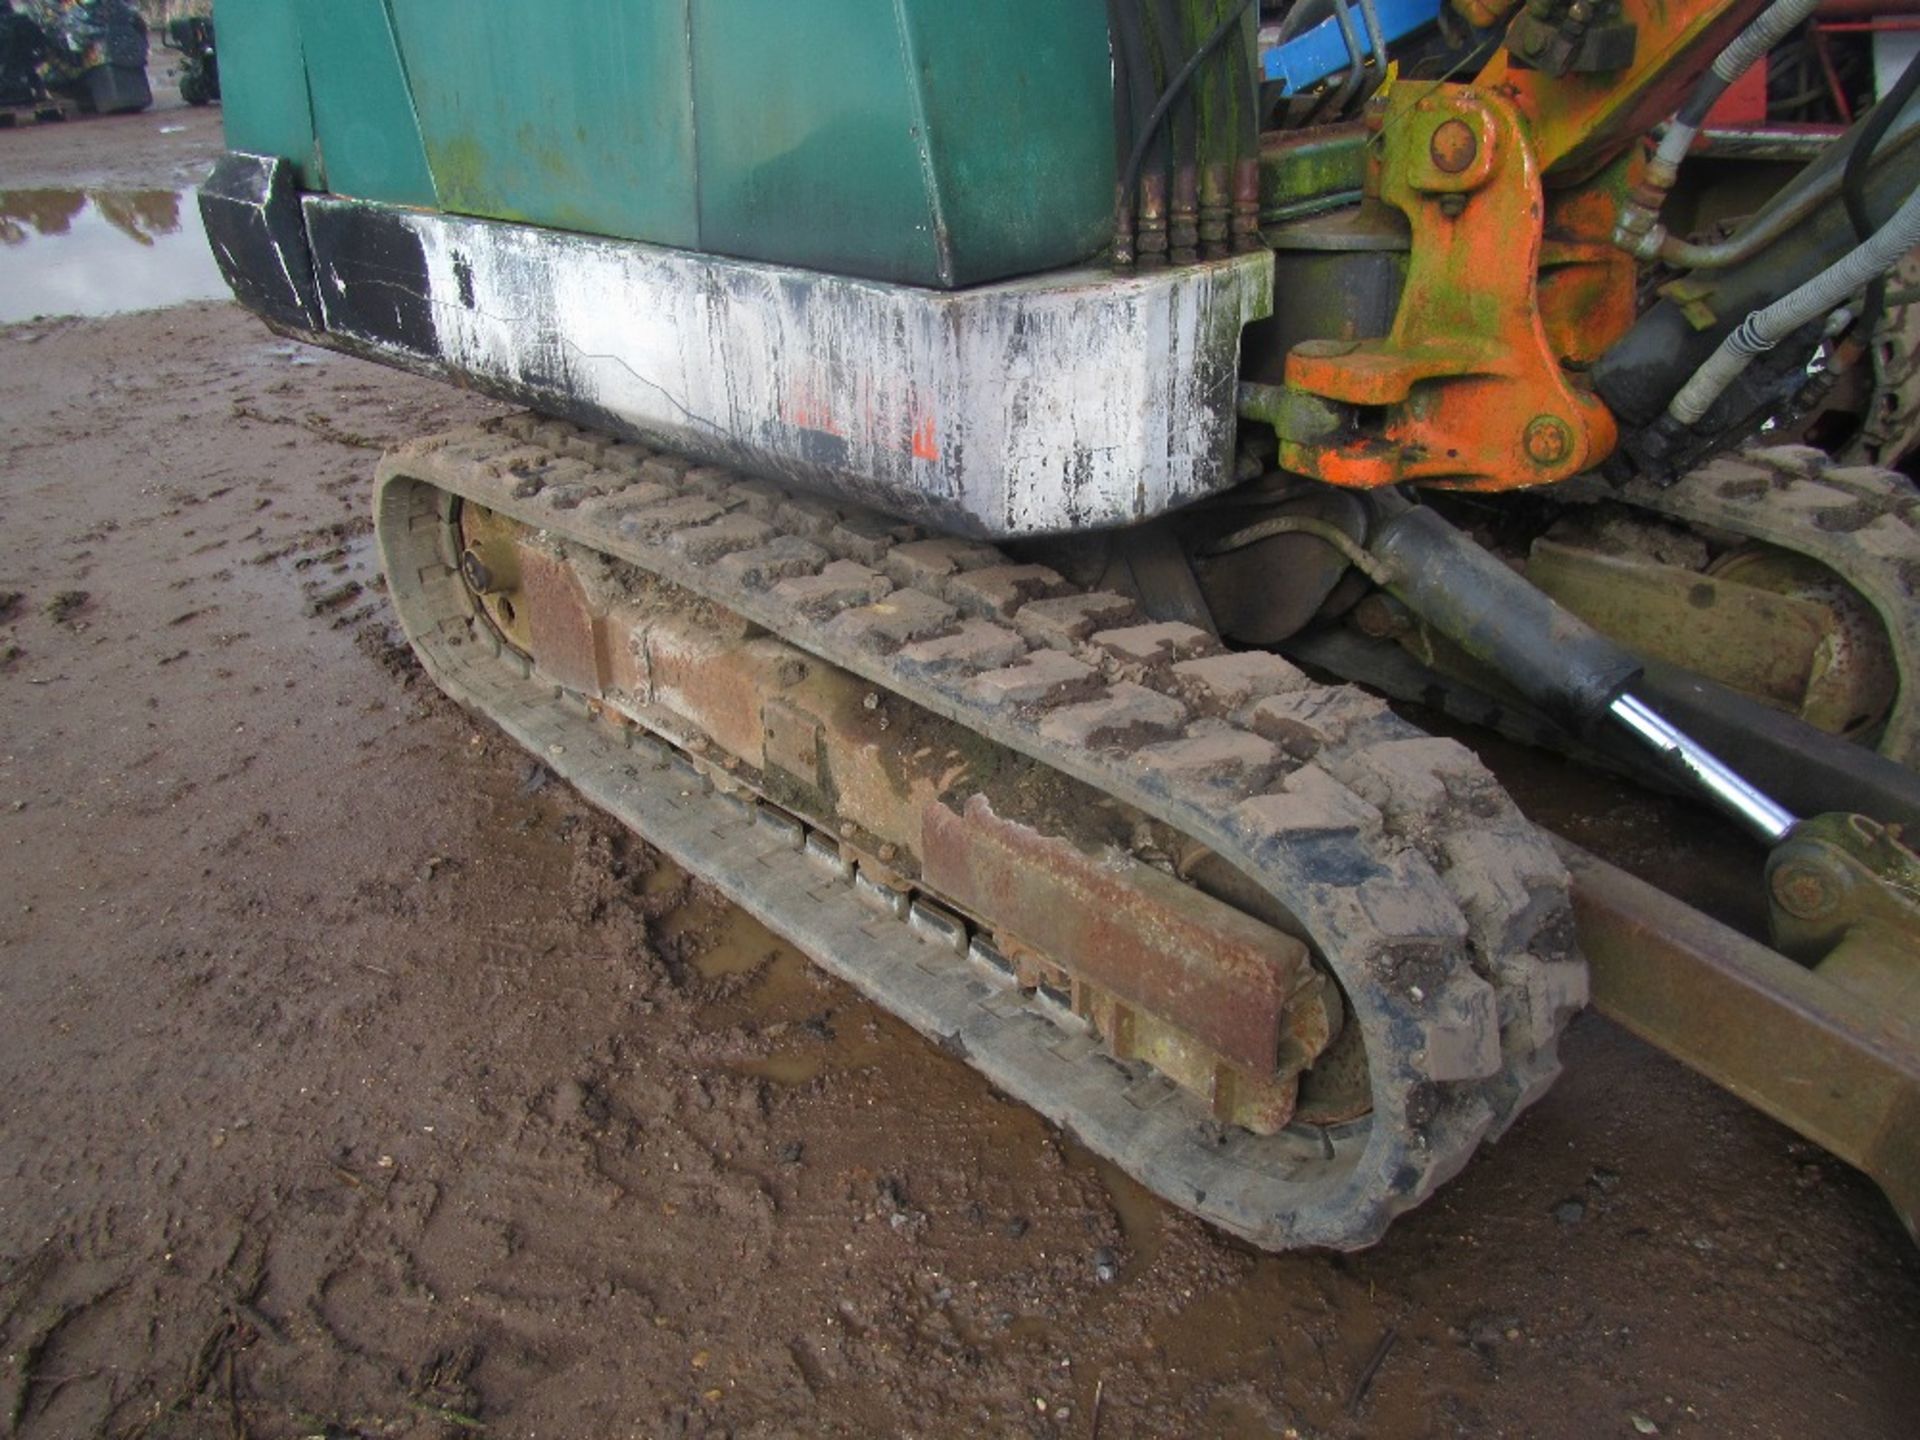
[1261, 0, 1443, 93]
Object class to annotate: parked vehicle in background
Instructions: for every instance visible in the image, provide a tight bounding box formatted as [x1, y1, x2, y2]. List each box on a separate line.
[162, 13, 213, 105]
[21, 0, 149, 114]
[0, 1, 52, 112]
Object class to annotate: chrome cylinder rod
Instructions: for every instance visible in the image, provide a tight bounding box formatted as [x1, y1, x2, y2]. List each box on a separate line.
[1610, 692, 1799, 844]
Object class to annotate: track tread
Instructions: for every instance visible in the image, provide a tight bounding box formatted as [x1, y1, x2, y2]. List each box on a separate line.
[1623, 447, 1920, 766]
[376, 415, 1585, 1250]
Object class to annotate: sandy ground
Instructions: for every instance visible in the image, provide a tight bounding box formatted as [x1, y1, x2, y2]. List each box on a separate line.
[1, 88, 1917, 1440]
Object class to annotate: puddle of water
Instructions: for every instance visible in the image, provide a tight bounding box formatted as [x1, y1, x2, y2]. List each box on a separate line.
[0, 187, 230, 323]
[666, 890, 903, 1084]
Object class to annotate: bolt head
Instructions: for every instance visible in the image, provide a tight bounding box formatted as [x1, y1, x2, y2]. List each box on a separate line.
[1429, 119, 1478, 174]
[1524, 415, 1573, 465]
[459, 549, 495, 594]
[1771, 860, 1841, 920]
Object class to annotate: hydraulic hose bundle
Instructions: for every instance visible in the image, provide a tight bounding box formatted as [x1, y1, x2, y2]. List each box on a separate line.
[1657, 43, 1920, 432]
[1108, 0, 1264, 267]
[1599, 11, 1920, 468]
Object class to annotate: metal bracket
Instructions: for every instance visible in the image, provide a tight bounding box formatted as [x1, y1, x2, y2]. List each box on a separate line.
[1768, 814, 1920, 985]
[1567, 838, 1919, 1244]
[1276, 84, 1628, 490]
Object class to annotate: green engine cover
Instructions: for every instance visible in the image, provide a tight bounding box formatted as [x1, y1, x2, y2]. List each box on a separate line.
[216, 0, 1117, 289]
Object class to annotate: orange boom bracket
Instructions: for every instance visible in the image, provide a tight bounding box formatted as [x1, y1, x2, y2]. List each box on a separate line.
[1280, 83, 1633, 490]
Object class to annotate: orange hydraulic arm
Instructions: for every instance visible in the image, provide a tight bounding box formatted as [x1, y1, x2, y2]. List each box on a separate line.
[1277, 0, 1772, 491]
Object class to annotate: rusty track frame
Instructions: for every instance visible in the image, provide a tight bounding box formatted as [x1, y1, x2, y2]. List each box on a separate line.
[373, 414, 1586, 1250]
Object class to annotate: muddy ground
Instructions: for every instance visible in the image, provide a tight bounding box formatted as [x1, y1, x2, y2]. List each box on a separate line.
[1, 89, 1917, 1440]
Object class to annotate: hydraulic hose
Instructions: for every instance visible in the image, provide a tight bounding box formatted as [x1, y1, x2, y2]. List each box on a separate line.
[1671, 0, 1820, 146]
[1205, 0, 1247, 160]
[1616, 0, 1821, 257]
[1229, 3, 1261, 253]
[1117, 0, 1257, 226]
[1842, 44, 1920, 243]
[1235, 6, 1259, 150]
[1153, 0, 1201, 259]
[1105, 1, 1136, 177]
[1152, 0, 1195, 163]
[1324, 0, 1369, 119]
[1114, 0, 1160, 156]
[1106, 1, 1142, 261]
[1839, 46, 1920, 335]
[1273, 0, 1320, 46]
[1197, 0, 1243, 257]
[1110, 0, 1165, 263]
[1655, 117, 1920, 269]
[1667, 181, 1920, 425]
[1189, 0, 1237, 152]
[1353, 0, 1390, 102]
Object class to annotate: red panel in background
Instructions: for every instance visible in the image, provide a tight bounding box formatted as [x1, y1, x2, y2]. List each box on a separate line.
[1706, 58, 1771, 125]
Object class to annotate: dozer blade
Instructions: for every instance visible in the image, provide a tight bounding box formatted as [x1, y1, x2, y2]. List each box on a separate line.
[373, 414, 1586, 1251]
[1566, 842, 1919, 1242]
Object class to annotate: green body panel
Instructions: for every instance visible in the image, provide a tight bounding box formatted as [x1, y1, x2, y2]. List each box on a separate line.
[689, 1, 945, 284]
[290, 0, 438, 210]
[388, 0, 699, 249]
[218, 0, 1115, 289]
[905, 3, 1118, 285]
[214, 0, 318, 188]
[691, 0, 1115, 285]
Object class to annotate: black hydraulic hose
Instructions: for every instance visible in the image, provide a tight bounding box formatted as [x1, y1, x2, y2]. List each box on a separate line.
[1353, 0, 1390, 102]
[1203, 0, 1239, 164]
[1616, 0, 1820, 256]
[1153, 0, 1198, 178]
[1272, 0, 1325, 47]
[1109, 0, 1163, 260]
[1324, 0, 1368, 119]
[1680, 0, 1819, 130]
[1118, 0, 1258, 228]
[1111, 0, 1160, 167]
[1842, 44, 1920, 243]
[1105, 0, 1136, 177]
[1841, 45, 1920, 332]
[1235, 3, 1259, 149]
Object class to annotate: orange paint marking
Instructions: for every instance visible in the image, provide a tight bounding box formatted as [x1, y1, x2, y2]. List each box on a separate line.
[910, 415, 940, 462]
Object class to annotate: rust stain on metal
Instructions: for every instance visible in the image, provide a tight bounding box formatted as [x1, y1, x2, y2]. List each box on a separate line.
[922, 794, 1313, 1076]
[1279, 88, 1630, 491]
[763, 697, 824, 788]
[516, 543, 605, 699]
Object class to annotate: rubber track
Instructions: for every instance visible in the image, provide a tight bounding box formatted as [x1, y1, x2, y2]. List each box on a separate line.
[373, 414, 1583, 1251]
[1621, 445, 1920, 768]
[1840, 249, 1920, 472]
